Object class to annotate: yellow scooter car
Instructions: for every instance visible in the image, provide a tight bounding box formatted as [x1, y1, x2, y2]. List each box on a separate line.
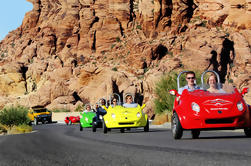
[102, 93, 149, 133]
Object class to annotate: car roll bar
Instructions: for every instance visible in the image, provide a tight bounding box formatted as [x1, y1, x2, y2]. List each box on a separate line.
[123, 93, 135, 103]
[177, 70, 221, 90]
[109, 93, 121, 105]
[84, 103, 95, 111]
[177, 71, 189, 90]
[98, 97, 108, 107]
[201, 70, 220, 85]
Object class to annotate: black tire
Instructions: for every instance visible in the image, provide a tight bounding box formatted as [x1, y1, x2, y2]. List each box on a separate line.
[80, 124, 83, 131]
[103, 121, 108, 134]
[120, 128, 125, 133]
[244, 128, 251, 137]
[108, 128, 111, 132]
[191, 130, 200, 139]
[34, 118, 38, 125]
[48, 118, 52, 124]
[92, 124, 96, 132]
[144, 120, 149, 132]
[171, 112, 183, 139]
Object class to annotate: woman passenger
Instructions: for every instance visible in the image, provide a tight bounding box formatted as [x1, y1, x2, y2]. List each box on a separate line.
[123, 94, 138, 108]
[83, 104, 92, 113]
[207, 74, 225, 93]
[111, 98, 118, 107]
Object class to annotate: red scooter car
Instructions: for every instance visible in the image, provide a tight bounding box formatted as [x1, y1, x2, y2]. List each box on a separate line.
[64, 116, 80, 125]
[170, 70, 251, 139]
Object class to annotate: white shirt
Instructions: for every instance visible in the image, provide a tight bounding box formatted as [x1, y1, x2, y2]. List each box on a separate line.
[178, 85, 201, 95]
[123, 103, 138, 108]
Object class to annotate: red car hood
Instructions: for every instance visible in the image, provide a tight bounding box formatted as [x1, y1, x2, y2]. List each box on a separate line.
[182, 90, 241, 112]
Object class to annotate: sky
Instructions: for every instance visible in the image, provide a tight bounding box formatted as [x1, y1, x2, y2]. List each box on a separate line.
[0, 0, 33, 41]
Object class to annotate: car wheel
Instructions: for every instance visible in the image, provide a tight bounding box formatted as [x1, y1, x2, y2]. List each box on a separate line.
[92, 123, 96, 132]
[34, 118, 38, 125]
[171, 112, 183, 139]
[244, 128, 251, 137]
[48, 118, 52, 124]
[120, 128, 125, 133]
[103, 121, 108, 134]
[191, 130, 200, 139]
[80, 124, 83, 131]
[69, 120, 72, 125]
[144, 120, 149, 132]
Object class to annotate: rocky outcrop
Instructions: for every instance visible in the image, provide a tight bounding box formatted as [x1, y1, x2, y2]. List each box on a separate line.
[0, 0, 250, 115]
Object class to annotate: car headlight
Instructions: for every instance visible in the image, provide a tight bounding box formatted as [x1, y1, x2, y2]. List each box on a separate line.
[136, 112, 141, 118]
[191, 102, 200, 113]
[99, 115, 103, 119]
[111, 113, 116, 119]
[237, 102, 244, 111]
[85, 117, 88, 121]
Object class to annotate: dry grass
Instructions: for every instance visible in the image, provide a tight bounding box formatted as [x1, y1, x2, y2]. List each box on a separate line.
[152, 112, 172, 125]
[0, 124, 8, 134]
[0, 124, 32, 135]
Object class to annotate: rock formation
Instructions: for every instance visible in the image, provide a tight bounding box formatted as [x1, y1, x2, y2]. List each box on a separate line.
[0, 0, 250, 116]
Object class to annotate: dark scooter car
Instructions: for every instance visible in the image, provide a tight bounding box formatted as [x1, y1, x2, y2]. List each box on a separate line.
[92, 99, 107, 132]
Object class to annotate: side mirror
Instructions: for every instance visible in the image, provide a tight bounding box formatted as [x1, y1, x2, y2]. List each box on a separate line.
[141, 104, 146, 109]
[169, 89, 178, 96]
[241, 88, 249, 96]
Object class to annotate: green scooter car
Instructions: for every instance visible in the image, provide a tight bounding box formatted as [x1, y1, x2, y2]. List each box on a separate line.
[79, 112, 96, 131]
[79, 104, 96, 131]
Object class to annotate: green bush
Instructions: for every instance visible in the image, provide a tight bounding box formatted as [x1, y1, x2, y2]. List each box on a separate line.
[154, 72, 179, 114]
[154, 71, 202, 114]
[16, 124, 32, 133]
[112, 67, 118, 71]
[0, 124, 8, 133]
[0, 106, 30, 128]
[75, 104, 84, 112]
[51, 108, 70, 112]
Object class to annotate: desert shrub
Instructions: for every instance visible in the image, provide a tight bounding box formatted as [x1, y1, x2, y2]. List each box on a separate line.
[112, 67, 118, 71]
[51, 108, 70, 112]
[75, 104, 84, 112]
[0, 124, 8, 133]
[154, 71, 202, 114]
[154, 72, 179, 114]
[0, 106, 30, 128]
[16, 124, 32, 133]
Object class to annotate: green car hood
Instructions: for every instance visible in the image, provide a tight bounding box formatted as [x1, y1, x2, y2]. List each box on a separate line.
[80, 112, 96, 127]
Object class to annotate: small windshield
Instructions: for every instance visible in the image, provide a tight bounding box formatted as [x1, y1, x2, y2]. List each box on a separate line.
[199, 83, 235, 94]
[34, 108, 48, 113]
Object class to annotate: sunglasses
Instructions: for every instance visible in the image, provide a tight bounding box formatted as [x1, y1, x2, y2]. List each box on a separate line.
[113, 100, 117, 102]
[186, 77, 195, 80]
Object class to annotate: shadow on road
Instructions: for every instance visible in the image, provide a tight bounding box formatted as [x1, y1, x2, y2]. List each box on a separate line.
[196, 135, 247, 140]
[181, 135, 247, 140]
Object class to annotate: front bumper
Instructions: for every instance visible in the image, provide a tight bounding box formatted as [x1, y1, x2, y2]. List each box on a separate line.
[180, 110, 249, 130]
[36, 115, 51, 122]
[104, 116, 147, 128]
[80, 119, 93, 127]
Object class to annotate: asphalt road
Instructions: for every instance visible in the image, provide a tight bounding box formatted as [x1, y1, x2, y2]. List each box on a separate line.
[0, 123, 251, 166]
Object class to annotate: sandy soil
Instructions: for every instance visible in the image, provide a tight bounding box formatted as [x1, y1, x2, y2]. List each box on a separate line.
[52, 112, 81, 122]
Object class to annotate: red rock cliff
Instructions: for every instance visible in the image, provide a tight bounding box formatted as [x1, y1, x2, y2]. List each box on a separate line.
[0, 0, 250, 115]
